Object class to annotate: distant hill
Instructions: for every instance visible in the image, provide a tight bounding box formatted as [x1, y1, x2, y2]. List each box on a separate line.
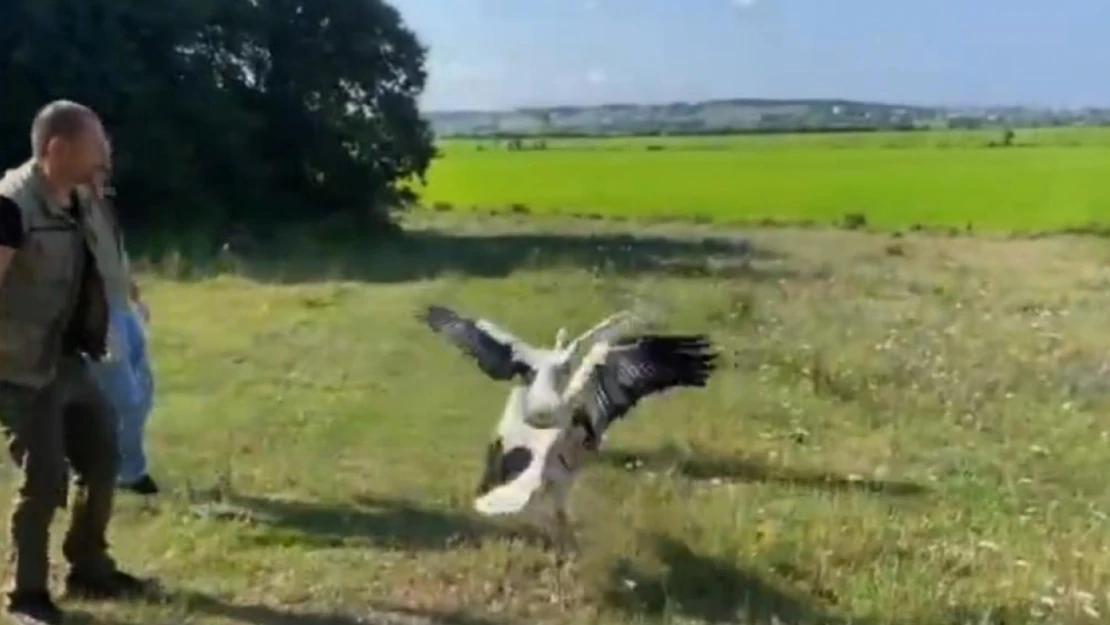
[425, 98, 1110, 137]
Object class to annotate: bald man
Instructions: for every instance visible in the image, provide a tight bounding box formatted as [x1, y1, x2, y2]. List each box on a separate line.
[0, 100, 147, 624]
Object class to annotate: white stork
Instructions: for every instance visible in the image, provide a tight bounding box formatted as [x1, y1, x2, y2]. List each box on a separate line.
[417, 305, 646, 427]
[417, 305, 718, 545]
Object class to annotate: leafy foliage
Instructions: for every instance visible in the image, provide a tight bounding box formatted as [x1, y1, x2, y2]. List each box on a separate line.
[0, 0, 434, 233]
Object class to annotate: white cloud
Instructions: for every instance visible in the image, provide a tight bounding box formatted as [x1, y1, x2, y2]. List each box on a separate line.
[731, 0, 757, 8]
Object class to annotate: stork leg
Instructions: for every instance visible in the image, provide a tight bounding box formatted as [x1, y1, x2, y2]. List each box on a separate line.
[547, 482, 578, 553]
[594, 432, 608, 451]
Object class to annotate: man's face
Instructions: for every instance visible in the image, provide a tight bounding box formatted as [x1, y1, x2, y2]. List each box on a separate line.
[50, 117, 109, 185]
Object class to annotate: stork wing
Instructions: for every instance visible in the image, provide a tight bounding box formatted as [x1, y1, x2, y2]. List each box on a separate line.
[563, 310, 646, 365]
[417, 305, 535, 380]
[567, 334, 718, 437]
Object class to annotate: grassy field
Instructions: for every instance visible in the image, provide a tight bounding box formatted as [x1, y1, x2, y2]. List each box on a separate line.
[420, 130, 1110, 231]
[15, 212, 1110, 624]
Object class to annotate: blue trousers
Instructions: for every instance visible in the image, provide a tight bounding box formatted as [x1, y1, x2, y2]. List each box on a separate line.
[90, 305, 154, 485]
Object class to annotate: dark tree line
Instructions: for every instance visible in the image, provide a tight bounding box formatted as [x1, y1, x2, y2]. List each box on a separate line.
[0, 0, 435, 233]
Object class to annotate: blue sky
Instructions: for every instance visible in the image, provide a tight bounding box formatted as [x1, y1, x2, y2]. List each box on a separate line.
[388, 0, 1108, 112]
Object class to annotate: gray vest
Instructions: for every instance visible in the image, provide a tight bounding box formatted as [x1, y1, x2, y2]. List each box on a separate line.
[0, 160, 108, 387]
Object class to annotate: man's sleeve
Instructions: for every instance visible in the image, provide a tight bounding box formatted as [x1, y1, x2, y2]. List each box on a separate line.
[0, 198, 25, 249]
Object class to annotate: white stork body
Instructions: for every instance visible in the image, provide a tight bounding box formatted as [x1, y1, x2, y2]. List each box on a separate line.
[417, 305, 718, 544]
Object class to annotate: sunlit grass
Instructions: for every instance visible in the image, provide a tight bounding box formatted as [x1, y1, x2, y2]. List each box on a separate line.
[13, 214, 1110, 624]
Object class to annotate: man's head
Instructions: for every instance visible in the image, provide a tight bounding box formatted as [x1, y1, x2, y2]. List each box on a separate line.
[30, 100, 110, 187]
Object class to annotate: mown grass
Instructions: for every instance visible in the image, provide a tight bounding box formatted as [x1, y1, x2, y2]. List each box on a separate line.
[10, 212, 1110, 624]
[421, 131, 1110, 231]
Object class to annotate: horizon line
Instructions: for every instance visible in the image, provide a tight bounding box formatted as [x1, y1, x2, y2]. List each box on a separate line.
[422, 96, 1108, 116]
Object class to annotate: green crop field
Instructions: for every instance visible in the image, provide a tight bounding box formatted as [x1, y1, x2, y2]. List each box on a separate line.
[418, 129, 1110, 232]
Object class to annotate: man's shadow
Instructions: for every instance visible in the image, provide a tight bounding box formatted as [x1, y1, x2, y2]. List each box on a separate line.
[184, 591, 504, 625]
[187, 491, 549, 551]
[68, 591, 505, 625]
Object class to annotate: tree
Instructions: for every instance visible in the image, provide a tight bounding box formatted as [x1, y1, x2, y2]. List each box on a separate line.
[1001, 128, 1015, 147]
[0, 0, 434, 232]
[227, 0, 434, 222]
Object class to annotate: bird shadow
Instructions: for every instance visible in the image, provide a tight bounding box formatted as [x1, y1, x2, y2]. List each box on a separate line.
[189, 492, 551, 552]
[598, 447, 929, 497]
[606, 534, 1034, 625]
[606, 534, 845, 624]
[138, 222, 798, 285]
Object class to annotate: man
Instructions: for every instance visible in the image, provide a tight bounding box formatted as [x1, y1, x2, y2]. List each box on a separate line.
[85, 162, 160, 495]
[0, 100, 146, 625]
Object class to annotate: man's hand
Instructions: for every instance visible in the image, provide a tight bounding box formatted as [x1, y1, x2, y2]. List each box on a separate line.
[0, 246, 15, 289]
[136, 300, 151, 324]
[130, 280, 150, 322]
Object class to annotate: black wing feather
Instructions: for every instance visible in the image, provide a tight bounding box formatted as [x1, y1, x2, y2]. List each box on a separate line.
[580, 334, 717, 438]
[417, 305, 524, 381]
